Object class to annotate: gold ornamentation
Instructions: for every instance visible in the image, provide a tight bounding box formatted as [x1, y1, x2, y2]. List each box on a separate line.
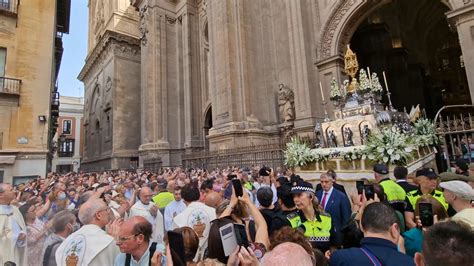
[344, 45, 359, 94]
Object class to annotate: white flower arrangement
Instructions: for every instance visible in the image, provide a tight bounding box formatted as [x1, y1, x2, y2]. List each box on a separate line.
[329, 77, 343, 101]
[363, 126, 416, 165]
[412, 118, 440, 147]
[358, 69, 371, 94]
[283, 120, 437, 167]
[370, 73, 384, 95]
[284, 137, 314, 167]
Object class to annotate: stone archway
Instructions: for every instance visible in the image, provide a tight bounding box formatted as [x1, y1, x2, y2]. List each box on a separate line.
[316, 0, 473, 112]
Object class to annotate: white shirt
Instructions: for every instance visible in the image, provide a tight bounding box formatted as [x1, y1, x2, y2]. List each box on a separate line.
[0, 205, 25, 247]
[255, 183, 278, 207]
[55, 224, 119, 266]
[172, 201, 216, 261]
[452, 208, 474, 230]
[130, 201, 164, 243]
[164, 200, 186, 231]
[321, 186, 334, 210]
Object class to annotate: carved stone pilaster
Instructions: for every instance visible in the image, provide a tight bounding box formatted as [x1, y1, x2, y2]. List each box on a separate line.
[139, 4, 149, 46]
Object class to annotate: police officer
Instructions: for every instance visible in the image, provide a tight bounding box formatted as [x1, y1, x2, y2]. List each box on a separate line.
[373, 163, 407, 214]
[404, 168, 451, 229]
[288, 181, 340, 253]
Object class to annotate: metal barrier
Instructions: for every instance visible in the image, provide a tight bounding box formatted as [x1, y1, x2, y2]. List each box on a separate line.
[182, 142, 286, 170]
[434, 105, 474, 169]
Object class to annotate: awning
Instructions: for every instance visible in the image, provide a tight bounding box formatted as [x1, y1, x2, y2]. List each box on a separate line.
[0, 155, 16, 164]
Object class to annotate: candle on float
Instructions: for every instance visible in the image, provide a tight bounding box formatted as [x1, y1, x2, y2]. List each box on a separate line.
[382, 71, 390, 93]
[367, 67, 372, 85]
[319, 81, 325, 101]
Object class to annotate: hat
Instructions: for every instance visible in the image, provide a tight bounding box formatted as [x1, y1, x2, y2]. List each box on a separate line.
[440, 181, 474, 200]
[439, 172, 466, 182]
[290, 181, 314, 194]
[455, 158, 469, 171]
[416, 168, 438, 179]
[373, 164, 389, 175]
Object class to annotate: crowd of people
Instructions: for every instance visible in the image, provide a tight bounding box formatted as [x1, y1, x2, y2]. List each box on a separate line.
[0, 159, 473, 266]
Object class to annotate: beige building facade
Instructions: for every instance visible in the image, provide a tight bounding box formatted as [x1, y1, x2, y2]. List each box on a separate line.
[0, 0, 70, 183]
[80, 0, 474, 170]
[52, 96, 84, 173]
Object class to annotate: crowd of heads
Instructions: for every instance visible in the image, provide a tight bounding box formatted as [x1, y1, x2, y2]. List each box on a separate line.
[0, 160, 473, 266]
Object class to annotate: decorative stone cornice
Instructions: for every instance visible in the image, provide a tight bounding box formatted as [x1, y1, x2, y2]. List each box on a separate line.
[319, 0, 353, 60]
[318, 0, 389, 60]
[78, 30, 140, 81]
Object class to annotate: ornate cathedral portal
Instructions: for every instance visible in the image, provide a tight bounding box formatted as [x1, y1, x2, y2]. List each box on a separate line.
[80, 0, 474, 171]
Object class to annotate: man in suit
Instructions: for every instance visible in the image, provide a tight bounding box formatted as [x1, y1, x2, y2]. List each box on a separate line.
[316, 169, 347, 196]
[316, 173, 351, 233]
[394, 166, 418, 193]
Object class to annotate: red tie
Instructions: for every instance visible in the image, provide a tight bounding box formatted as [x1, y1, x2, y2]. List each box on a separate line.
[321, 192, 328, 210]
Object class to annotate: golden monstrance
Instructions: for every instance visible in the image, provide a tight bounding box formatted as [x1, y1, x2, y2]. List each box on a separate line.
[344, 45, 359, 94]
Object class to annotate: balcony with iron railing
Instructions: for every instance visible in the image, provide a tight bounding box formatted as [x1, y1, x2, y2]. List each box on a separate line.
[0, 0, 19, 17]
[0, 76, 21, 95]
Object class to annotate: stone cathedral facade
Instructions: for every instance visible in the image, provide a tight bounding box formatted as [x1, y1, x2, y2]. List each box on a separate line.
[79, 0, 474, 171]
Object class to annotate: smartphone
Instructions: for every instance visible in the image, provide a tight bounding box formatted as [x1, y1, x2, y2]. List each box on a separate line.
[219, 223, 238, 257]
[234, 223, 249, 248]
[419, 202, 434, 227]
[167, 231, 186, 266]
[232, 179, 243, 197]
[356, 181, 364, 195]
[364, 184, 374, 200]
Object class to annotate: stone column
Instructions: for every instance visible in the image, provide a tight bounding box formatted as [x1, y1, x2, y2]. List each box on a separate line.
[447, 3, 474, 103]
[207, 0, 270, 149]
[285, 0, 318, 128]
[181, 7, 203, 150]
[137, 0, 170, 167]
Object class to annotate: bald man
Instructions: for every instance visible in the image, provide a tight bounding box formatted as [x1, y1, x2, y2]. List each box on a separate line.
[114, 216, 159, 265]
[55, 199, 120, 266]
[262, 242, 313, 266]
[204, 191, 222, 208]
[129, 187, 165, 244]
[0, 183, 27, 265]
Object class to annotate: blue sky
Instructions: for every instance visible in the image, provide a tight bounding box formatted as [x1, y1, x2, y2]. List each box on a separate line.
[57, 0, 88, 97]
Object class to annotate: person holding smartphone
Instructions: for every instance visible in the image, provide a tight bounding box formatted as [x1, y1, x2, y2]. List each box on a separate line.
[402, 195, 448, 257]
[405, 168, 451, 229]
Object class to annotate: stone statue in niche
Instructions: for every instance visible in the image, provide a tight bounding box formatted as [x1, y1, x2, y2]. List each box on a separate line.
[278, 84, 295, 123]
[344, 127, 354, 147]
[361, 124, 371, 144]
[328, 129, 337, 148]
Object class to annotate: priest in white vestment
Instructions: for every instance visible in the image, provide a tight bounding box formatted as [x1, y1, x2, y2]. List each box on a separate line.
[164, 187, 186, 231]
[129, 187, 164, 244]
[55, 199, 120, 266]
[172, 184, 216, 261]
[0, 183, 27, 266]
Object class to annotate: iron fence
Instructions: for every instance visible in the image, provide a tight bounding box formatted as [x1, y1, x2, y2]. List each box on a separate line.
[182, 142, 286, 170]
[435, 105, 474, 170]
